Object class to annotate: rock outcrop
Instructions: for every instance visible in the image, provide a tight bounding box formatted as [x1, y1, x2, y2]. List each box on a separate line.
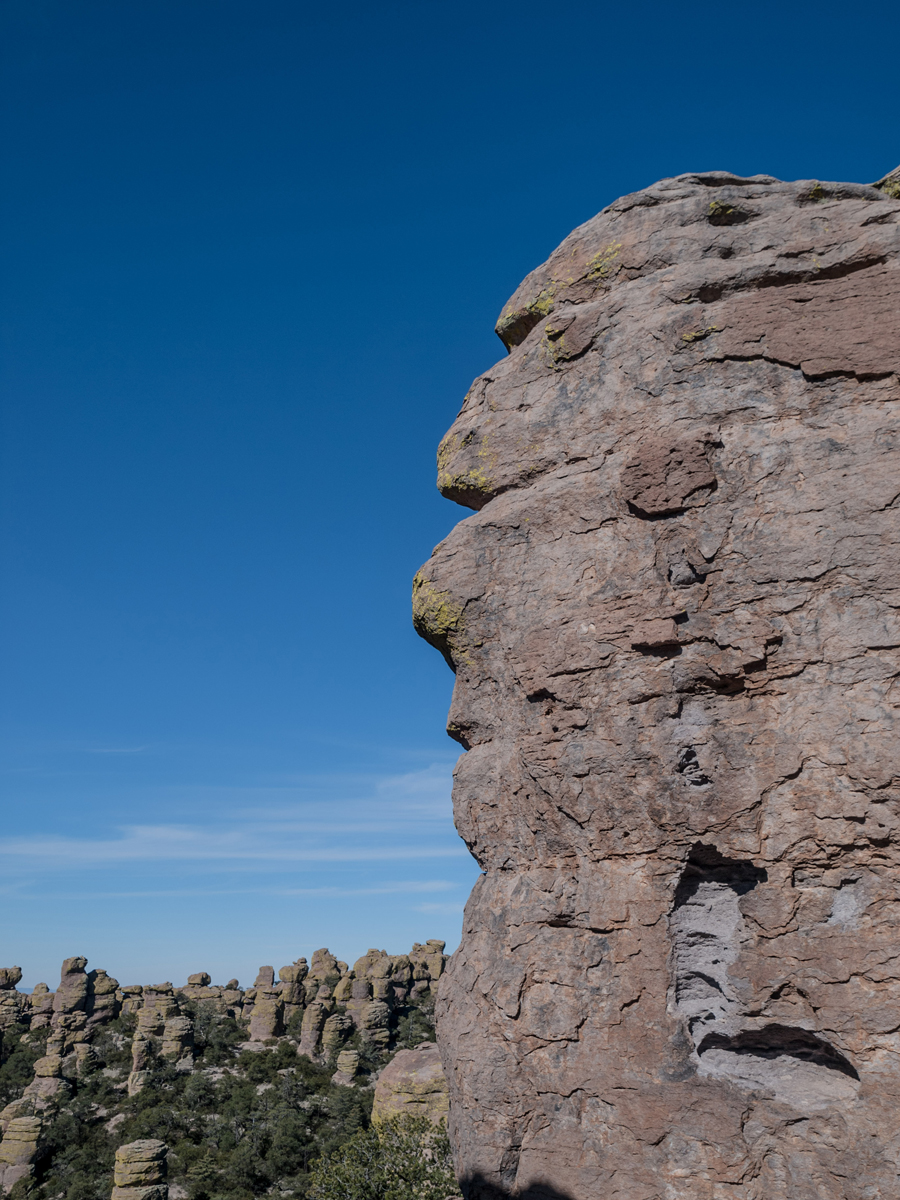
[112, 1139, 167, 1200]
[372, 1041, 449, 1124]
[0, 1115, 42, 1191]
[416, 169, 900, 1198]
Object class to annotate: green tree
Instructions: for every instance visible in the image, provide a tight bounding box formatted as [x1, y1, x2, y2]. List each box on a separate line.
[307, 1115, 456, 1200]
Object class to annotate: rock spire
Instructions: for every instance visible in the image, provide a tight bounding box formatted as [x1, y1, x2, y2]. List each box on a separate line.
[416, 169, 900, 1198]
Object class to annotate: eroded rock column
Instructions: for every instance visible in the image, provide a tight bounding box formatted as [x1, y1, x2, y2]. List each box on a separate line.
[415, 170, 900, 1199]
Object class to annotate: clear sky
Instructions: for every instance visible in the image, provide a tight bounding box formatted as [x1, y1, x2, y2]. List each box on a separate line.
[1, 0, 897, 989]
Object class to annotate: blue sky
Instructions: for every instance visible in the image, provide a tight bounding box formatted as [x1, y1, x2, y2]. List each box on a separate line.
[1, 0, 897, 988]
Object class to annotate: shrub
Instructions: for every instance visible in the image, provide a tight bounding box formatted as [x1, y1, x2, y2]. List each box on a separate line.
[307, 1115, 456, 1200]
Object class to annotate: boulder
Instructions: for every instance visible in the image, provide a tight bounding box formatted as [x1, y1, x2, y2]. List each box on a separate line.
[112, 1138, 167, 1200]
[0, 1115, 42, 1190]
[333, 1049, 360, 1085]
[416, 169, 900, 1196]
[372, 1043, 448, 1124]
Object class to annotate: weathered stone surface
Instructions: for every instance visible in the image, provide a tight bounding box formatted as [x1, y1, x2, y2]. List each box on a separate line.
[114, 1139, 167, 1187]
[161, 1016, 193, 1062]
[0, 1114, 42, 1189]
[372, 1042, 449, 1125]
[112, 1139, 167, 1200]
[416, 171, 900, 1197]
[332, 1048, 360, 1086]
[248, 988, 284, 1041]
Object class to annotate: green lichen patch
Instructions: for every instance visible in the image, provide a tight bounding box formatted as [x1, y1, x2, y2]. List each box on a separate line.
[708, 199, 756, 226]
[412, 573, 465, 669]
[437, 432, 497, 509]
[798, 181, 830, 205]
[877, 179, 900, 200]
[681, 325, 722, 344]
[495, 285, 559, 351]
[585, 241, 622, 281]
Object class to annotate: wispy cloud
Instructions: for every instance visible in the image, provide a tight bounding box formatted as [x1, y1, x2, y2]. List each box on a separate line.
[0, 824, 467, 866]
[5, 880, 463, 900]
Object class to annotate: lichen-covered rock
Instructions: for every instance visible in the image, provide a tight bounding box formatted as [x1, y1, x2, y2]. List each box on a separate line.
[332, 1048, 360, 1086]
[112, 1138, 167, 1200]
[161, 1016, 193, 1062]
[321, 1012, 352, 1053]
[248, 987, 284, 1041]
[0, 1114, 42, 1190]
[372, 1043, 448, 1124]
[359, 1000, 391, 1049]
[416, 170, 900, 1198]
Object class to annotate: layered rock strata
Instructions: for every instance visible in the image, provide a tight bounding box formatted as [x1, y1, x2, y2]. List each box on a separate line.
[415, 169, 900, 1198]
[112, 1139, 167, 1200]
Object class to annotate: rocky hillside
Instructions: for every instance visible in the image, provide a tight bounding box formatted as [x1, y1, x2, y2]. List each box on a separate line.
[0, 941, 447, 1199]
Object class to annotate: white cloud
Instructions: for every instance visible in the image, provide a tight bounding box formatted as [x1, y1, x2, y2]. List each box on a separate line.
[0, 824, 468, 866]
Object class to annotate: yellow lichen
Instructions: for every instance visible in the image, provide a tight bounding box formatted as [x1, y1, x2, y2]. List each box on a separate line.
[681, 325, 722, 344]
[585, 242, 622, 282]
[437, 431, 496, 500]
[412, 573, 467, 667]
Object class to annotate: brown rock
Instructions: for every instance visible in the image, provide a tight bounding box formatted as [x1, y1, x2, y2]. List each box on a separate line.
[248, 988, 283, 1041]
[416, 171, 900, 1197]
[372, 1043, 448, 1124]
[52, 956, 89, 1014]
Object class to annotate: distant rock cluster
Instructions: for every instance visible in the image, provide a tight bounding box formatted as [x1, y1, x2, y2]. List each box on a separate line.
[0, 941, 447, 1190]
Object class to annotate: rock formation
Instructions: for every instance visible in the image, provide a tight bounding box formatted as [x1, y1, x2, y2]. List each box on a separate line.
[372, 1041, 450, 1124]
[112, 1139, 167, 1200]
[415, 169, 900, 1198]
[0, 1116, 42, 1191]
[0, 937, 448, 1177]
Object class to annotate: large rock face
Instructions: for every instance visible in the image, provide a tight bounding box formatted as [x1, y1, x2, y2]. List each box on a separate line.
[414, 170, 900, 1199]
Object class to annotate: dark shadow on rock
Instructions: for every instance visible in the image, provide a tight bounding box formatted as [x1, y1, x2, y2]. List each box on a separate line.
[460, 1177, 577, 1200]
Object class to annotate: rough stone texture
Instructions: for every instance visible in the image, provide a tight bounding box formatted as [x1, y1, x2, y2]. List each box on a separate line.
[0, 1115, 42, 1190]
[332, 1048, 360, 1086]
[415, 171, 900, 1198]
[112, 1139, 167, 1200]
[372, 1042, 449, 1124]
[248, 988, 284, 1042]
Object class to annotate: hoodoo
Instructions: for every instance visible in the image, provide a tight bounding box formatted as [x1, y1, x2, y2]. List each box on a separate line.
[415, 170, 900, 1198]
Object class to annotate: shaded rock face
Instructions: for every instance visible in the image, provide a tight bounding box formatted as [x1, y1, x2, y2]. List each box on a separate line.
[415, 172, 900, 1198]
